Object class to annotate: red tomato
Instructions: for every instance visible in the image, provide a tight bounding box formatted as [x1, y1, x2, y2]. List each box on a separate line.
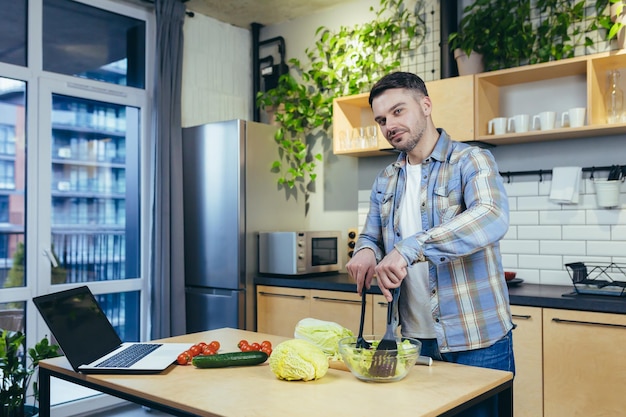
[196, 342, 208, 350]
[189, 345, 202, 357]
[240, 344, 252, 352]
[177, 352, 191, 365]
[260, 346, 272, 356]
[261, 340, 272, 349]
[202, 346, 216, 355]
[237, 339, 248, 349]
[208, 341, 220, 351]
[249, 342, 261, 351]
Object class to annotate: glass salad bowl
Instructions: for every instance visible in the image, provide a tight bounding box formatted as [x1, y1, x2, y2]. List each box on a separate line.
[337, 335, 422, 382]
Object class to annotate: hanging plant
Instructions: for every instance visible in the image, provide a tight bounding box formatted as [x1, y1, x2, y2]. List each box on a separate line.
[257, 0, 427, 198]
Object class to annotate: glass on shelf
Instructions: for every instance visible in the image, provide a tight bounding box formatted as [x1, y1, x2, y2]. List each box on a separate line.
[605, 69, 624, 124]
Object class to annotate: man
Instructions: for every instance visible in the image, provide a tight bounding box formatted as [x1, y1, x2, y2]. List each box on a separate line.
[346, 72, 514, 415]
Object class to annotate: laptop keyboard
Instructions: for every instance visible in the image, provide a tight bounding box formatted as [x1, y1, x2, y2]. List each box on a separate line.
[95, 343, 162, 368]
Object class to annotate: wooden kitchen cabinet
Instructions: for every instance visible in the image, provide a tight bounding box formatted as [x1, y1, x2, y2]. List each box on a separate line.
[256, 285, 310, 337]
[332, 76, 474, 157]
[371, 294, 390, 335]
[510, 305, 543, 417]
[257, 286, 378, 337]
[309, 289, 372, 335]
[542, 308, 626, 417]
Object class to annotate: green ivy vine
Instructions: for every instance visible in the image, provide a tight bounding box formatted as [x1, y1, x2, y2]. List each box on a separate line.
[256, 0, 427, 196]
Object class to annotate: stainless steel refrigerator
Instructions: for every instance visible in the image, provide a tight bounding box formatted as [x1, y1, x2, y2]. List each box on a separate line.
[182, 119, 305, 333]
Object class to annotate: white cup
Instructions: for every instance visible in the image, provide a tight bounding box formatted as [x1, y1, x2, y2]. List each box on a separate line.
[532, 111, 556, 131]
[561, 107, 586, 128]
[488, 117, 507, 135]
[507, 114, 530, 133]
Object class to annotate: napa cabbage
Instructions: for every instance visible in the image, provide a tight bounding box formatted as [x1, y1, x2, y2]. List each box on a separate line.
[294, 318, 353, 360]
[269, 339, 329, 381]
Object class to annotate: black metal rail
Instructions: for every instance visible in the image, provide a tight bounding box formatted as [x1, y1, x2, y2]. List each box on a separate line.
[499, 164, 625, 182]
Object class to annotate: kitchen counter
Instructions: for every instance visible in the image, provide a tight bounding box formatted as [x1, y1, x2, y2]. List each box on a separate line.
[254, 273, 626, 315]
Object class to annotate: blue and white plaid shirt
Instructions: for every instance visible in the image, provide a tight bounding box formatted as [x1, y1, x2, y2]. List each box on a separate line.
[355, 129, 514, 352]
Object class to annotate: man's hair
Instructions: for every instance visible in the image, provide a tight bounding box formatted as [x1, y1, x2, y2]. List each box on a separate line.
[368, 72, 429, 107]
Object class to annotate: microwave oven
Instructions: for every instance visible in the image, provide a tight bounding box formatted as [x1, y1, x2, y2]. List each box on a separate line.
[258, 231, 341, 275]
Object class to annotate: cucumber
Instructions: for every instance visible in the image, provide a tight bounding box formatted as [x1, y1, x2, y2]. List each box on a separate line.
[192, 351, 268, 368]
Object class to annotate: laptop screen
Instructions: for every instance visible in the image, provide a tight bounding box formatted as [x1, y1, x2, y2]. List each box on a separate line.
[33, 286, 123, 369]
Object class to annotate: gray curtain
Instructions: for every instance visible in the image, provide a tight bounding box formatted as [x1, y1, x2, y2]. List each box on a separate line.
[150, 0, 186, 339]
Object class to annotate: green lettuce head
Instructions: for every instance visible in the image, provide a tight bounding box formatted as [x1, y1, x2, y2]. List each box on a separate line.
[269, 339, 329, 381]
[294, 318, 354, 360]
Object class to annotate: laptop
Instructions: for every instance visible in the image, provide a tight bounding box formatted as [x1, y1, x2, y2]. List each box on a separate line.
[33, 286, 192, 374]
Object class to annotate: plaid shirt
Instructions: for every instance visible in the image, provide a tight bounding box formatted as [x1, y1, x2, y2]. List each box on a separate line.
[355, 130, 513, 352]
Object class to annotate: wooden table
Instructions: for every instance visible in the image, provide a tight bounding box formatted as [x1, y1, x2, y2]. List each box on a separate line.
[38, 328, 513, 417]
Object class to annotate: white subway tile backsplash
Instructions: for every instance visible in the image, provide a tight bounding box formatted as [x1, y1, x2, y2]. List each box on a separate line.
[504, 181, 538, 196]
[517, 195, 555, 211]
[612, 225, 626, 240]
[501, 253, 518, 267]
[501, 240, 539, 254]
[587, 240, 626, 257]
[518, 225, 561, 240]
[540, 209, 586, 225]
[563, 225, 611, 240]
[540, 269, 572, 286]
[509, 211, 539, 225]
[586, 208, 626, 225]
[518, 254, 563, 270]
[540, 240, 586, 255]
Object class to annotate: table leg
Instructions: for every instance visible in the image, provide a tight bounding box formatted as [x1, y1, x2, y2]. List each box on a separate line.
[38, 367, 51, 417]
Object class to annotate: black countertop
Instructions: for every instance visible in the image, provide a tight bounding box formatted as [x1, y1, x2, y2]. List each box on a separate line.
[254, 273, 626, 315]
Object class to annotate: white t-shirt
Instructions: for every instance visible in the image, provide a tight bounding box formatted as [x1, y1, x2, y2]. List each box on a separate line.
[398, 161, 436, 338]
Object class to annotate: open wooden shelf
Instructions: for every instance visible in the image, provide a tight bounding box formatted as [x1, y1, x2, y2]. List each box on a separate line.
[333, 50, 626, 156]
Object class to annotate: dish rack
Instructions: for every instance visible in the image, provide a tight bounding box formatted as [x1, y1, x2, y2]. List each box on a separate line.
[565, 262, 626, 297]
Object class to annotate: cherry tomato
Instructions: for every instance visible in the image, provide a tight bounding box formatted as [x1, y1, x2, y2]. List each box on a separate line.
[249, 342, 261, 351]
[177, 352, 191, 365]
[261, 340, 272, 349]
[260, 346, 272, 356]
[196, 342, 208, 350]
[202, 346, 216, 355]
[208, 341, 220, 351]
[240, 344, 252, 352]
[237, 340, 248, 349]
[189, 345, 202, 357]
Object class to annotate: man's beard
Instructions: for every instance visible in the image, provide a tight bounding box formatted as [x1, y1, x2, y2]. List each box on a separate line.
[393, 123, 425, 153]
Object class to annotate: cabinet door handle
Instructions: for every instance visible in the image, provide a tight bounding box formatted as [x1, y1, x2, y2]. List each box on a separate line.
[312, 296, 360, 304]
[377, 302, 388, 308]
[258, 291, 306, 300]
[512, 314, 532, 320]
[552, 318, 626, 329]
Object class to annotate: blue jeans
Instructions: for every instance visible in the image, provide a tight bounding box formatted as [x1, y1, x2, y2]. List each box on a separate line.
[418, 330, 515, 417]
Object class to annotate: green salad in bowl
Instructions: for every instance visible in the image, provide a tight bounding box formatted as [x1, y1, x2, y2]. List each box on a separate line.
[338, 335, 422, 382]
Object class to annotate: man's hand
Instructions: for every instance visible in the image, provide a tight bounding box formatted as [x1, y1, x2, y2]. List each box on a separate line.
[374, 249, 408, 301]
[346, 248, 376, 295]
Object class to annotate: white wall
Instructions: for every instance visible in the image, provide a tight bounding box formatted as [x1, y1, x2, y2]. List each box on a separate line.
[181, 12, 252, 126]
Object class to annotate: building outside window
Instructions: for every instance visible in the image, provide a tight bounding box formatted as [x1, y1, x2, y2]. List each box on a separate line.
[0, 0, 154, 412]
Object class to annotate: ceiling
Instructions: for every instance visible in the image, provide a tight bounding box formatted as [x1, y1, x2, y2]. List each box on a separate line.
[183, 0, 358, 29]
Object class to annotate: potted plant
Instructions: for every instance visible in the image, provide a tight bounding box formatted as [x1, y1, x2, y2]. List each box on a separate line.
[1, 330, 60, 417]
[256, 0, 427, 201]
[597, 0, 626, 48]
[449, 0, 535, 73]
[449, 0, 601, 73]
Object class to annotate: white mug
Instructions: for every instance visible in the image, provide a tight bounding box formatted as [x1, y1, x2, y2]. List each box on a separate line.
[488, 117, 507, 135]
[532, 111, 556, 131]
[561, 107, 586, 128]
[507, 114, 530, 133]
